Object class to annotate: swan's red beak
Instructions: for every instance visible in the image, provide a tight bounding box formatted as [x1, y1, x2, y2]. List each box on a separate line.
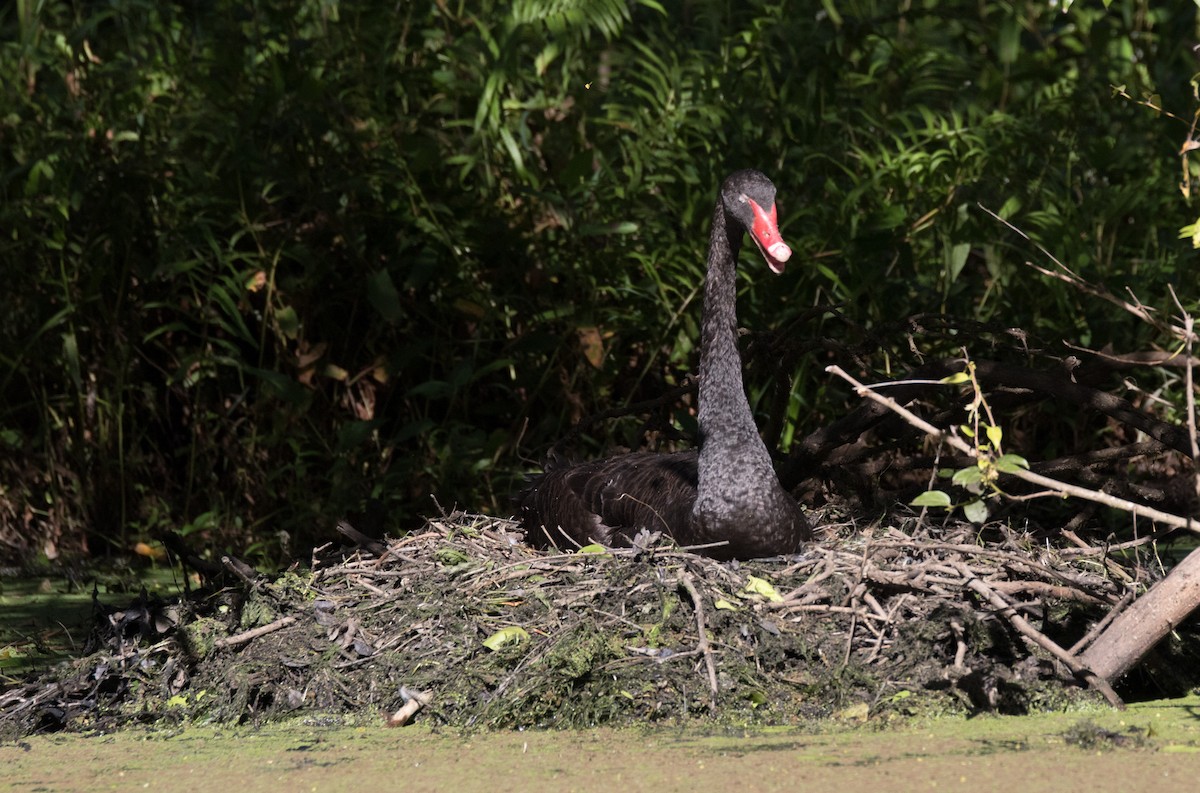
[747, 199, 792, 274]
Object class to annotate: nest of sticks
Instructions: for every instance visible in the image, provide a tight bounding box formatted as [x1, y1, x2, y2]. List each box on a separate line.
[5, 503, 1189, 738]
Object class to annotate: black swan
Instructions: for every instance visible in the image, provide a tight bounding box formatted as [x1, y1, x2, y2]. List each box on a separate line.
[517, 170, 811, 560]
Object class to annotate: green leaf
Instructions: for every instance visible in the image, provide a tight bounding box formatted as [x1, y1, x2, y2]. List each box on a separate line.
[243, 366, 309, 406]
[742, 575, 783, 603]
[997, 15, 1021, 65]
[963, 499, 990, 524]
[577, 543, 608, 555]
[534, 42, 560, 76]
[497, 127, 527, 177]
[208, 279, 256, 345]
[408, 380, 453, 400]
[335, 420, 378, 453]
[366, 269, 403, 323]
[994, 454, 1030, 473]
[940, 372, 970, 385]
[61, 331, 81, 392]
[944, 240, 971, 283]
[579, 221, 639, 236]
[911, 490, 952, 508]
[475, 70, 502, 131]
[482, 626, 529, 651]
[275, 305, 300, 339]
[434, 547, 469, 566]
[960, 425, 975, 438]
[818, 0, 843, 26]
[951, 467, 983, 486]
[985, 425, 1003, 449]
[714, 598, 739, 611]
[1180, 220, 1200, 249]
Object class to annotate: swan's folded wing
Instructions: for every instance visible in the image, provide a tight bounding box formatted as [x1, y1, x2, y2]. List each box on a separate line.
[572, 452, 697, 543]
[518, 452, 698, 550]
[517, 466, 605, 550]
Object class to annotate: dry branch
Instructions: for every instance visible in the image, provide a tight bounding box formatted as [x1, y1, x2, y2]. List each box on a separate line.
[1079, 547, 1200, 683]
[825, 365, 1197, 532]
[680, 572, 719, 707]
[387, 687, 433, 727]
[213, 616, 298, 650]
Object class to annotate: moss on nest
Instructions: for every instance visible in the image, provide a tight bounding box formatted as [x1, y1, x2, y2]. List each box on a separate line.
[4, 509, 1193, 737]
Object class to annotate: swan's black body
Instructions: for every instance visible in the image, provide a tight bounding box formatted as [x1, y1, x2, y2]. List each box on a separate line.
[518, 170, 810, 560]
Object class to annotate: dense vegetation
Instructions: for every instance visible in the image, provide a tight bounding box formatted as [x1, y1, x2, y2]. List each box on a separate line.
[1, 0, 1196, 565]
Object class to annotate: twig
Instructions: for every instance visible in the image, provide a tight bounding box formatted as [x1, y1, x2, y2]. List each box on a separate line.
[954, 563, 1124, 709]
[1068, 588, 1137, 656]
[774, 604, 888, 620]
[950, 618, 968, 669]
[1167, 286, 1200, 508]
[863, 593, 903, 664]
[386, 687, 433, 727]
[1061, 341, 1200, 370]
[826, 364, 1198, 532]
[977, 203, 1172, 336]
[841, 542, 874, 666]
[336, 519, 387, 556]
[965, 579, 1100, 604]
[221, 555, 263, 586]
[1058, 532, 1160, 556]
[679, 572, 719, 706]
[213, 616, 298, 650]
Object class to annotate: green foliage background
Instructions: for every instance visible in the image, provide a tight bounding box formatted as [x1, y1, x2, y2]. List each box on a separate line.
[1, 0, 1195, 562]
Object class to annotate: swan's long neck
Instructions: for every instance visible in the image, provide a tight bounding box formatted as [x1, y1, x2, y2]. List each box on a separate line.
[694, 202, 778, 513]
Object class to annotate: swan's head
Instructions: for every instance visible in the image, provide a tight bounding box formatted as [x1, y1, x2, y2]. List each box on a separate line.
[722, 169, 792, 274]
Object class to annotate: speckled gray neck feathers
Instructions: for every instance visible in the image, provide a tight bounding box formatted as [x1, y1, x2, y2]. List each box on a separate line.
[692, 190, 786, 533]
